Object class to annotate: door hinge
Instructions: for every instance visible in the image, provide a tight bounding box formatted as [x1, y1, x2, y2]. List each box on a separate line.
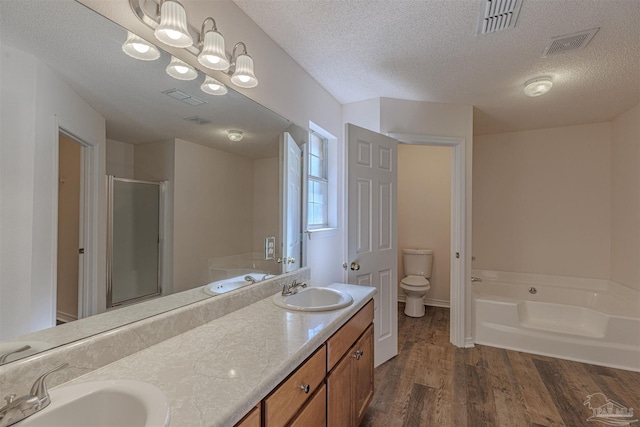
[79, 248, 85, 254]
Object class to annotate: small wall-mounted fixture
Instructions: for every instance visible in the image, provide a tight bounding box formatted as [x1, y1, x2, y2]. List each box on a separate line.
[166, 56, 197, 80]
[122, 31, 160, 61]
[197, 18, 230, 71]
[129, 0, 259, 90]
[229, 42, 258, 88]
[201, 75, 228, 96]
[524, 76, 553, 97]
[154, 0, 193, 48]
[227, 130, 244, 142]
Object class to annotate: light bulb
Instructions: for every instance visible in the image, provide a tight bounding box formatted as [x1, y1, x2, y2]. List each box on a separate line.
[238, 75, 250, 83]
[203, 55, 221, 64]
[175, 65, 189, 74]
[132, 43, 150, 53]
[165, 29, 183, 40]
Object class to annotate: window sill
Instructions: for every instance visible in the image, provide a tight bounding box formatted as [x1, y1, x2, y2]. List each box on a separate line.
[304, 227, 339, 239]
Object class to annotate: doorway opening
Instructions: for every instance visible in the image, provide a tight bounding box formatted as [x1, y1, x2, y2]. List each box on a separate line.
[397, 144, 453, 322]
[389, 133, 468, 348]
[56, 132, 84, 324]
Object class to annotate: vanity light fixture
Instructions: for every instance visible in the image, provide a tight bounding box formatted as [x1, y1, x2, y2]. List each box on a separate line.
[524, 76, 553, 97]
[154, 0, 193, 48]
[201, 75, 228, 96]
[122, 31, 160, 61]
[230, 42, 258, 88]
[166, 56, 197, 80]
[227, 130, 244, 142]
[129, 0, 259, 89]
[197, 18, 230, 71]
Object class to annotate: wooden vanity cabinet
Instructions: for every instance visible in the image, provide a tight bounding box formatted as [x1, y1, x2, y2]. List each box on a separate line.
[327, 324, 374, 427]
[237, 299, 374, 427]
[235, 405, 260, 427]
[263, 345, 326, 427]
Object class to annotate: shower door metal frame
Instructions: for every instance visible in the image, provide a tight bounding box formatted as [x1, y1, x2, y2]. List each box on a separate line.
[106, 176, 166, 309]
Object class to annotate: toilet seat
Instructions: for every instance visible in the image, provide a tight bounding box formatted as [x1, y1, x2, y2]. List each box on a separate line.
[401, 275, 430, 288]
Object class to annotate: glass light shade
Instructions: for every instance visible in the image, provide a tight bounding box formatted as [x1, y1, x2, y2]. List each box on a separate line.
[154, 0, 193, 48]
[122, 32, 160, 61]
[166, 56, 197, 80]
[524, 77, 553, 97]
[201, 75, 228, 96]
[227, 130, 243, 141]
[230, 54, 258, 88]
[198, 30, 230, 71]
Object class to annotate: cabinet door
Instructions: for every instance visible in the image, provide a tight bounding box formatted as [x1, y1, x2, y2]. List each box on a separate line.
[327, 350, 353, 427]
[235, 405, 260, 427]
[353, 325, 374, 426]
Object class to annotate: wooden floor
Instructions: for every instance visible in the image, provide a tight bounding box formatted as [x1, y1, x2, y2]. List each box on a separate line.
[361, 304, 640, 427]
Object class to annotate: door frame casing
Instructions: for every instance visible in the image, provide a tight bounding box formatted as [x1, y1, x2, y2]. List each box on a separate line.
[387, 133, 469, 348]
[54, 117, 100, 322]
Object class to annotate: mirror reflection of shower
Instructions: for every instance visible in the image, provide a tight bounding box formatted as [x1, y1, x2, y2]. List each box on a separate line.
[107, 176, 166, 308]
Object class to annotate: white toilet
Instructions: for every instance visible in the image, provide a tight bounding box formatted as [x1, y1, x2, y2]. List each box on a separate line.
[400, 249, 433, 317]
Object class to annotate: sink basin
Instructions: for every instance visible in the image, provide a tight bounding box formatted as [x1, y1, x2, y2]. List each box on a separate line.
[203, 273, 273, 296]
[20, 380, 170, 427]
[273, 287, 353, 312]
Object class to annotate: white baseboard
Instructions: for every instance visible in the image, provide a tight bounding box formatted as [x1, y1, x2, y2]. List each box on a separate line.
[397, 295, 450, 308]
[56, 311, 77, 323]
[464, 337, 475, 348]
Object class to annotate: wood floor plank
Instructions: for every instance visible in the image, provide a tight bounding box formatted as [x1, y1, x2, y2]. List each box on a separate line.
[533, 358, 589, 426]
[402, 383, 435, 427]
[507, 351, 566, 426]
[465, 364, 498, 426]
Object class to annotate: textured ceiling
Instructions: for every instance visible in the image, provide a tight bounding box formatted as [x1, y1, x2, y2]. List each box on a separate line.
[233, 0, 640, 135]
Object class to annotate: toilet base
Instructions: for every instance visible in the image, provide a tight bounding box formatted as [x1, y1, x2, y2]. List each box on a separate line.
[403, 297, 426, 317]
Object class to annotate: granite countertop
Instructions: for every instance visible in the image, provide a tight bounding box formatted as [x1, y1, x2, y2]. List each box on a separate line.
[57, 283, 376, 427]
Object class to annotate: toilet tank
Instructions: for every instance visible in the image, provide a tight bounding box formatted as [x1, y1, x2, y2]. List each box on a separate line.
[402, 249, 433, 278]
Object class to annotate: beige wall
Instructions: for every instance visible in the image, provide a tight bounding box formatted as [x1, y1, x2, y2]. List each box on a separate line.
[253, 157, 279, 253]
[57, 134, 81, 320]
[398, 145, 452, 304]
[106, 139, 134, 179]
[611, 103, 640, 290]
[473, 123, 611, 279]
[172, 139, 254, 292]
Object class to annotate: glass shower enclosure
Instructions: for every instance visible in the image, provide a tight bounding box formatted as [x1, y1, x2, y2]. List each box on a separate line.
[107, 176, 165, 308]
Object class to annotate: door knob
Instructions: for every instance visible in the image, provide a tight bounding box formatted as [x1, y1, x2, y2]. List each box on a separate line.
[287, 257, 296, 264]
[350, 262, 360, 271]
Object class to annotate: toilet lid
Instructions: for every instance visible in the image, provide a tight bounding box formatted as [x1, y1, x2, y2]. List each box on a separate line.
[401, 275, 430, 287]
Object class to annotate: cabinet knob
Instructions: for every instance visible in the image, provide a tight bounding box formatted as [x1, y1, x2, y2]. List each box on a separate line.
[300, 384, 310, 393]
[352, 349, 363, 360]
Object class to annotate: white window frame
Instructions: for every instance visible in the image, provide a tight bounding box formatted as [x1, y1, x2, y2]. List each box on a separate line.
[307, 130, 329, 229]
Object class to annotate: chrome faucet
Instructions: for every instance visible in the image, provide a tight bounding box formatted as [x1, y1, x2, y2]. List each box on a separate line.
[0, 363, 68, 427]
[244, 275, 258, 284]
[0, 345, 31, 364]
[281, 279, 307, 296]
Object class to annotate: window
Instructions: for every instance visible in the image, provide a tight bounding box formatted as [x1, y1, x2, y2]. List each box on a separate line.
[307, 130, 329, 229]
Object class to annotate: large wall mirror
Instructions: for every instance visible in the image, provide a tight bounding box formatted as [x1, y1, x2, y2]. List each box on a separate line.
[0, 0, 307, 364]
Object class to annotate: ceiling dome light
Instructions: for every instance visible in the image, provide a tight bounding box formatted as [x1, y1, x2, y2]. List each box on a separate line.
[230, 53, 258, 88]
[227, 130, 243, 142]
[524, 77, 553, 97]
[166, 56, 197, 80]
[122, 31, 160, 61]
[197, 18, 230, 71]
[154, 0, 193, 48]
[201, 75, 228, 96]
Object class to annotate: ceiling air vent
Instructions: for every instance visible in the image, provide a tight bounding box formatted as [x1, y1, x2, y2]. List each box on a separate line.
[183, 116, 211, 125]
[162, 89, 207, 106]
[542, 28, 599, 57]
[477, 0, 523, 35]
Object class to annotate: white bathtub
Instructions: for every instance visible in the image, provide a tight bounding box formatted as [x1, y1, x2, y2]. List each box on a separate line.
[473, 270, 640, 372]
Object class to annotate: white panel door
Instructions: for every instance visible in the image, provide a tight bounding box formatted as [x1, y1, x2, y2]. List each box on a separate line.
[281, 133, 301, 273]
[346, 124, 398, 367]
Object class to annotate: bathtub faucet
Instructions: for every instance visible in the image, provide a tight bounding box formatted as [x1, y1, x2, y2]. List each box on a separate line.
[470, 276, 482, 283]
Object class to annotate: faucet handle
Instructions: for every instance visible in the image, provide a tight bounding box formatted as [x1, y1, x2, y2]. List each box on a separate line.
[3, 395, 16, 405]
[30, 363, 68, 401]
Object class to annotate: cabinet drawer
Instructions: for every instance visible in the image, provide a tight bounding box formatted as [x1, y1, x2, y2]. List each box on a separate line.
[235, 405, 260, 427]
[264, 345, 327, 426]
[289, 384, 326, 427]
[326, 300, 374, 371]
